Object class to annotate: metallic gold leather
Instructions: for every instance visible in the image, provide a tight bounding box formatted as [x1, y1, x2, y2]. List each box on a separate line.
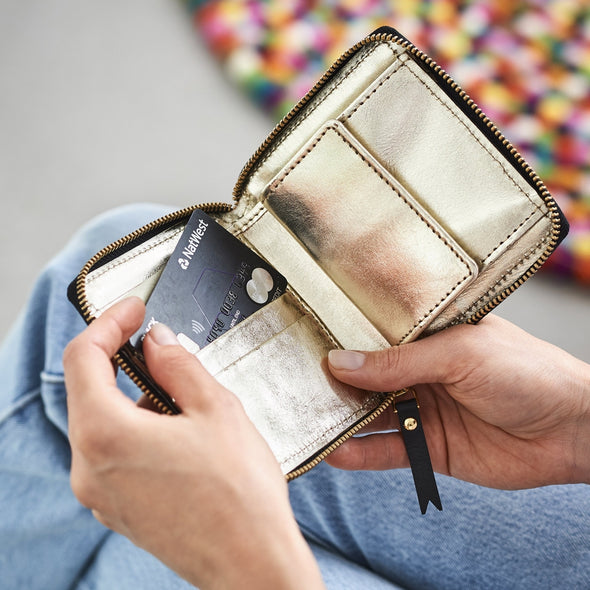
[245, 42, 403, 199]
[196, 293, 386, 474]
[85, 225, 184, 316]
[425, 215, 553, 335]
[240, 40, 553, 332]
[264, 121, 478, 344]
[229, 202, 390, 351]
[340, 57, 549, 266]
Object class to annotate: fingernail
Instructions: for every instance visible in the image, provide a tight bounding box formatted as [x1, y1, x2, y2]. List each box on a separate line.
[328, 349, 366, 370]
[147, 322, 179, 346]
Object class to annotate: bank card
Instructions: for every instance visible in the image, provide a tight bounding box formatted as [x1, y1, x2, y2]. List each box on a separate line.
[131, 209, 287, 354]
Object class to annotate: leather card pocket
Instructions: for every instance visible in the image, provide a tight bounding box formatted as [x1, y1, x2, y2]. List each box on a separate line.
[264, 120, 478, 344]
[196, 292, 386, 474]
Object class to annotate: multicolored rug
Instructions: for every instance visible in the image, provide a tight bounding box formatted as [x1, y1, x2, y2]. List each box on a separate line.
[188, 1, 590, 285]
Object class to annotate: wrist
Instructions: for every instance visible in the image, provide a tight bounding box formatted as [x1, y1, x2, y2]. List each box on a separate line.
[568, 360, 590, 485]
[235, 527, 324, 590]
[198, 516, 325, 590]
[248, 526, 325, 590]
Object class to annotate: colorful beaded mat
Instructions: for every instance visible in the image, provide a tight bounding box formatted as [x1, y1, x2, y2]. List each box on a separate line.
[188, 1, 590, 284]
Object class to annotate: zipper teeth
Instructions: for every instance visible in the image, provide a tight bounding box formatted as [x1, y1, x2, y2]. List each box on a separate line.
[233, 31, 562, 323]
[285, 392, 396, 481]
[74, 202, 233, 417]
[75, 202, 233, 324]
[115, 354, 175, 415]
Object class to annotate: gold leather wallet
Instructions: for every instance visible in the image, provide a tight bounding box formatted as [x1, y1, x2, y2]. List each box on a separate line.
[69, 28, 568, 487]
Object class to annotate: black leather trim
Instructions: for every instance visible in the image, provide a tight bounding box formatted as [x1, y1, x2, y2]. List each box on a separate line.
[396, 397, 442, 514]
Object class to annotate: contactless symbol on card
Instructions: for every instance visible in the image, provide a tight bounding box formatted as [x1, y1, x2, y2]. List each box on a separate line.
[131, 209, 287, 354]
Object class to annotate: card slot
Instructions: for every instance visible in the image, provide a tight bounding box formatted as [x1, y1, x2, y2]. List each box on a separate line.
[195, 292, 303, 374]
[339, 56, 549, 266]
[264, 119, 478, 344]
[85, 225, 184, 316]
[228, 203, 390, 352]
[196, 292, 385, 474]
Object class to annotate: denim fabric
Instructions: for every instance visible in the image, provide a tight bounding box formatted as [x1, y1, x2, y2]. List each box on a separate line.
[0, 204, 588, 589]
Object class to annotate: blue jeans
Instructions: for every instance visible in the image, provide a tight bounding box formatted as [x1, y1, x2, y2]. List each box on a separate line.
[1, 205, 589, 589]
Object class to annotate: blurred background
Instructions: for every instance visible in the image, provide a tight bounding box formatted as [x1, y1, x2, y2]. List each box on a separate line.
[1, 0, 588, 361]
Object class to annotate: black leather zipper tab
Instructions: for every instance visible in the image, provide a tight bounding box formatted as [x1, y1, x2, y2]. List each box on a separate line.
[396, 396, 442, 514]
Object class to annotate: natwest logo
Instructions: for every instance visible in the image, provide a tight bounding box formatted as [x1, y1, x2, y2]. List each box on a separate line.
[177, 218, 209, 270]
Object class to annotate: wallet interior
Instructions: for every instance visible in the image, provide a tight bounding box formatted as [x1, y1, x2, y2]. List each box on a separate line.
[75, 30, 565, 476]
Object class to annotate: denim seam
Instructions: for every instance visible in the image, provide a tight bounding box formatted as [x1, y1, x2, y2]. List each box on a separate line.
[41, 371, 65, 384]
[0, 388, 42, 425]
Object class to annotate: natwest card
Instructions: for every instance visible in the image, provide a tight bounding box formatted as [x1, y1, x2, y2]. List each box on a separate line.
[131, 209, 287, 354]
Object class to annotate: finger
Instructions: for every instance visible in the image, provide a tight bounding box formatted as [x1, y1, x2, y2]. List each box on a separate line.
[92, 509, 106, 525]
[64, 297, 146, 424]
[136, 394, 161, 412]
[327, 321, 484, 392]
[91, 508, 118, 534]
[141, 322, 227, 412]
[325, 432, 409, 471]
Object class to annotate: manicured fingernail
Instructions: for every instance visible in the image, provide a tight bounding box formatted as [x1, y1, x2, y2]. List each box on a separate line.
[147, 322, 179, 346]
[328, 349, 366, 370]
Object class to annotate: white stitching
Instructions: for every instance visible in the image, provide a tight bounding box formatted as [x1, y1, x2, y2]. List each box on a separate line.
[86, 227, 183, 285]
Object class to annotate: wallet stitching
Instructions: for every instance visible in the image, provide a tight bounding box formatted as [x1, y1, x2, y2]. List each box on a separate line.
[268, 125, 473, 338]
[206, 299, 304, 373]
[460, 233, 550, 322]
[341, 61, 548, 259]
[395, 281, 464, 344]
[86, 228, 184, 284]
[481, 209, 539, 263]
[232, 202, 268, 237]
[342, 60, 540, 210]
[232, 207, 342, 349]
[396, 281, 466, 344]
[235, 206, 387, 350]
[285, 286, 340, 348]
[340, 58, 406, 121]
[280, 393, 386, 464]
[204, 298, 379, 464]
[208, 299, 335, 377]
[200, 288, 377, 464]
[245, 43, 391, 184]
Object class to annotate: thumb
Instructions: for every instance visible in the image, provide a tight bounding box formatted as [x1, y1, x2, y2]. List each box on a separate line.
[142, 323, 227, 413]
[327, 325, 472, 392]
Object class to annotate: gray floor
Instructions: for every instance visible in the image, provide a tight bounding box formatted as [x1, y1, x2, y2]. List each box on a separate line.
[1, 1, 588, 363]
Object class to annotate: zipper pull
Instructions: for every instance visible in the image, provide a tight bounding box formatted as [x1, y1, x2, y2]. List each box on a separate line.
[395, 389, 442, 514]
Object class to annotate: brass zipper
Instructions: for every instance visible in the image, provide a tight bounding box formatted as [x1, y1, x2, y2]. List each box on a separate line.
[115, 353, 176, 415]
[74, 202, 233, 325]
[286, 391, 397, 480]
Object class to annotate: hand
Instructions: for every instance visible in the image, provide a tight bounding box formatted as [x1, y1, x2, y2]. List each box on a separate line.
[326, 314, 590, 490]
[64, 297, 325, 590]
